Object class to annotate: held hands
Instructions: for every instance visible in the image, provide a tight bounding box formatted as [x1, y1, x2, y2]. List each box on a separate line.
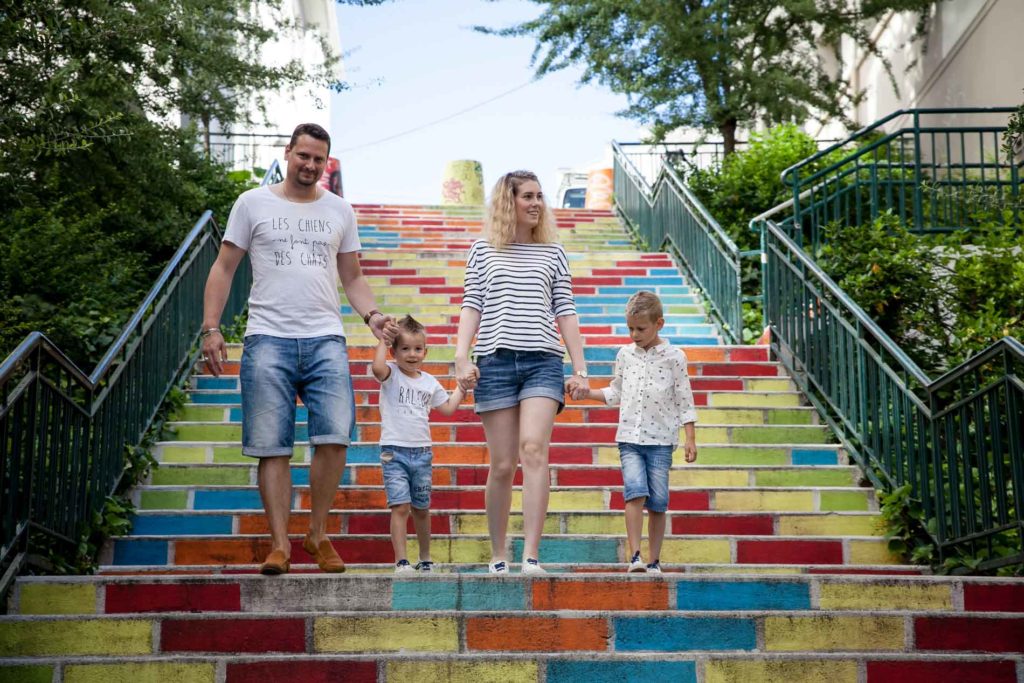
[565, 374, 590, 401]
[201, 330, 227, 377]
[455, 357, 479, 392]
[370, 313, 400, 345]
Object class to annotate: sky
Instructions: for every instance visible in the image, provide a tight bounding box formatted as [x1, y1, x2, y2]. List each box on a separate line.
[330, 0, 647, 205]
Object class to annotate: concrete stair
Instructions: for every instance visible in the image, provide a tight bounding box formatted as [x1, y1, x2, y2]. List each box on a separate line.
[3, 203, 1022, 681]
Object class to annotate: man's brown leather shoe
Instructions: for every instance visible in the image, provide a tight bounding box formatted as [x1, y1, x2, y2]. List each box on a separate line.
[259, 549, 290, 575]
[303, 534, 346, 573]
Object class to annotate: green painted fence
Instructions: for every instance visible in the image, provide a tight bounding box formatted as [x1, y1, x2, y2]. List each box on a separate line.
[756, 108, 1023, 569]
[0, 163, 281, 599]
[612, 141, 743, 343]
[779, 107, 1020, 252]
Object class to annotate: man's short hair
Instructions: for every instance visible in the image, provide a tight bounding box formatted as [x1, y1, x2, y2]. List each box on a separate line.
[289, 123, 331, 154]
[392, 314, 426, 348]
[625, 290, 664, 322]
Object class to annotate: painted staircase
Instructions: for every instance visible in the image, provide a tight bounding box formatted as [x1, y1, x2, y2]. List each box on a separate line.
[2, 205, 1022, 682]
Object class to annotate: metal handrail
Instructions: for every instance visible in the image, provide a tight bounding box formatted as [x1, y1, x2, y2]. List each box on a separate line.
[612, 141, 743, 342]
[0, 160, 282, 599]
[780, 107, 1018, 187]
[758, 211, 1023, 568]
[757, 214, 931, 387]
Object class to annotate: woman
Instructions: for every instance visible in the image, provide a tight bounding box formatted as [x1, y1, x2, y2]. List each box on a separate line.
[455, 170, 589, 574]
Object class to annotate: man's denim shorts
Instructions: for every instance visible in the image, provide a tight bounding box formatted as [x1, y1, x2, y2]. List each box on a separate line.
[618, 442, 674, 512]
[239, 334, 354, 457]
[473, 348, 565, 413]
[380, 444, 433, 509]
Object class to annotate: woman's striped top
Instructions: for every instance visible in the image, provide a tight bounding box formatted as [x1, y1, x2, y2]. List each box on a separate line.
[461, 239, 577, 357]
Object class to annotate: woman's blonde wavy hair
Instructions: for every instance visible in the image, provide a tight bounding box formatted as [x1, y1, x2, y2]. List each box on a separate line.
[484, 170, 559, 250]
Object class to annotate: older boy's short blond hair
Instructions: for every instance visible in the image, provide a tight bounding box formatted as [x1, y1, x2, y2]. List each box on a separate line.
[625, 290, 664, 322]
[392, 314, 426, 348]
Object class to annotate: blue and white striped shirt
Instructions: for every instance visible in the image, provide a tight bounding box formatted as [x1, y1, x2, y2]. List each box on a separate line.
[462, 240, 576, 357]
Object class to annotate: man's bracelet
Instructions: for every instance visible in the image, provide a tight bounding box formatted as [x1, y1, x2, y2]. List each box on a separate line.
[200, 327, 221, 339]
[362, 309, 382, 326]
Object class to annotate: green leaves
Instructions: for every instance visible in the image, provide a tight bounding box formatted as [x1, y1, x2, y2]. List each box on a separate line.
[816, 212, 1024, 376]
[482, 0, 940, 150]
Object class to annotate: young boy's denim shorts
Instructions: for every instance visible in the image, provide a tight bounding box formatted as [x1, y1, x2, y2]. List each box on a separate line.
[380, 445, 433, 509]
[618, 442, 674, 512]
[473, 348, 565, 413]
[239, 334, 354, 457]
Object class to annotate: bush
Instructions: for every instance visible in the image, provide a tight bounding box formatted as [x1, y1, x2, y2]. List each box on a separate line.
[0, 124, 255, 368]
[817, 212, 1024, 376]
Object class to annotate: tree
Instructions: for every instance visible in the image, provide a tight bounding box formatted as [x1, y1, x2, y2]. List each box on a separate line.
[481, 0, 942, 153]
[0, 0, 383, 364]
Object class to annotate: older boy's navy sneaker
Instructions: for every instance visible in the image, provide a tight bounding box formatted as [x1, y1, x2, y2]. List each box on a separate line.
[414, 561, 433, 573]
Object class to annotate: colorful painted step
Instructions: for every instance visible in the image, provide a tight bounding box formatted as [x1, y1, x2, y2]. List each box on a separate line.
[7, 202, 1016, 679]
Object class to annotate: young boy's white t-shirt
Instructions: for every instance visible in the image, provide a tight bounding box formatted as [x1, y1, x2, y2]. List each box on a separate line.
[379, 362, 449, 447]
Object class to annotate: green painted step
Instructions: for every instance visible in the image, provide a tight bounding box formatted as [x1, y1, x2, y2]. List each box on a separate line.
[171, 405, 819, 426]
[146, 463, 858, 488]
[163, 423, 834, 445]
[153, 443, 844, 466]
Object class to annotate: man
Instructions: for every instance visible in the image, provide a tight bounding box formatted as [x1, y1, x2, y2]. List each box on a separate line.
[201, 123, 396, 575]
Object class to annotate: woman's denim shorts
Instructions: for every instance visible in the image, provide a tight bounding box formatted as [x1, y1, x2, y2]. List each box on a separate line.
[618, 442, 674, 512]
[473, 348, 565, 414]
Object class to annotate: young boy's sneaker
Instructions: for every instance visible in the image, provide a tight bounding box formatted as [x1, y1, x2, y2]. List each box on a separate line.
[414, 561, 433, 573]
[645, 560, 662, 574]
[395, 559, 415, 574]
[522, 558, 546, 575]
[627, 550, 647, 573]
[488, 561, 509, 574]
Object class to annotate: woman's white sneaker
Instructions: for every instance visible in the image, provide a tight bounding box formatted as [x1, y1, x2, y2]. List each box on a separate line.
[522, 558, 546, 575]
[488, 561, 509, 574]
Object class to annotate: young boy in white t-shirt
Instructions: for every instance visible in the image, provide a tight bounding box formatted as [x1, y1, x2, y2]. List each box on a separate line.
[372, 315, 465, 573]
[578, 291, 698, 574]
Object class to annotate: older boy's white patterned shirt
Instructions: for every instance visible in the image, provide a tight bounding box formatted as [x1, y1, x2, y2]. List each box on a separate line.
[602, 341, 698, 445]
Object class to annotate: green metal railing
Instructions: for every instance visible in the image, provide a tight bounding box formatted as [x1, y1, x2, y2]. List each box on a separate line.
[0, 162, 281, 598]
[779, 107, 1020, 251]
[614, 140, 747, 185]
[612, 141, 743, 343]
[758, 217, 1023, 568]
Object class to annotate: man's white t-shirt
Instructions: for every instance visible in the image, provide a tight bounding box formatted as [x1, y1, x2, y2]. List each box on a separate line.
[222, 186, 361, 338]
[379, 362, 449, 447]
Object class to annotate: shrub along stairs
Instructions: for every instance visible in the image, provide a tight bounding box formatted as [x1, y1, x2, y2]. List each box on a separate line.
[2, 205, 1022, 682]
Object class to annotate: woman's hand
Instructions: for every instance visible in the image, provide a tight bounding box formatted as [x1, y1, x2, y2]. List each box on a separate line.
[455, 357, 479, 392]
[565, 374, 590, 401]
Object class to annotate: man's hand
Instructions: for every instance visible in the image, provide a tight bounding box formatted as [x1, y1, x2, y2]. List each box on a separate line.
[369, 313, 399, 344]
[201, 330, 227, 377]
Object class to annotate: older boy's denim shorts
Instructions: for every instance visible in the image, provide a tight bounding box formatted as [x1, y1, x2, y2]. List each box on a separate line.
[619, 442, 674, 512]
[240, 334, 354, 457]
[380, 445, 433, 508]
[473, 348, 565, 413]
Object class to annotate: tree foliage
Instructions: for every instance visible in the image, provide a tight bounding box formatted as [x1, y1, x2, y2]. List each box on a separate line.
[0, 1, 366, 366]
[482, 0, 942, 152]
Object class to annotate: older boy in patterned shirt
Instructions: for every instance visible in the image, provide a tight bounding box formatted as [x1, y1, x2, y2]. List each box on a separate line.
[577, 290, 697, 573]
